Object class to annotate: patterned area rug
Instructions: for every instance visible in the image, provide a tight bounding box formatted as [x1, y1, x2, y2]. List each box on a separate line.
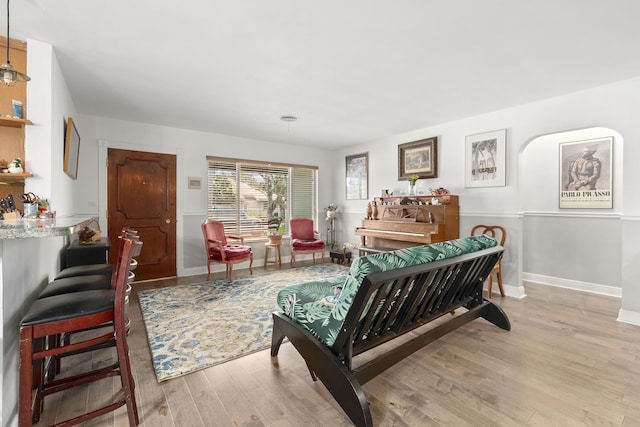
[138, 263, 349, 382]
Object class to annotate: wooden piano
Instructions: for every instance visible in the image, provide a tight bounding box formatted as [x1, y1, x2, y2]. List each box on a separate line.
[355, 194, 459, 255]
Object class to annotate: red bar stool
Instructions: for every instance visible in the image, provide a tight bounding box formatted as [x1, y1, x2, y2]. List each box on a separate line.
[18, 237, 142, 426]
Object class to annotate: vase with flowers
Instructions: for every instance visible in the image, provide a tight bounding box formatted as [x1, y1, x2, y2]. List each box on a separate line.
[407, 174, 419, 195]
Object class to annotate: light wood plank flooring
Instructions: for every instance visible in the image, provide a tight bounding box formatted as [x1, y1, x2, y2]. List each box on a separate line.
[34, 263, 640, 426]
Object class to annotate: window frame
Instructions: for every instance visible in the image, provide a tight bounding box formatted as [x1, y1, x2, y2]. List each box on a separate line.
[206, 156, 318, 239]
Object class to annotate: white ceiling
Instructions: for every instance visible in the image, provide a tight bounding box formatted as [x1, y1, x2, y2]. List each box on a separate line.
[9, 1, 640, 149]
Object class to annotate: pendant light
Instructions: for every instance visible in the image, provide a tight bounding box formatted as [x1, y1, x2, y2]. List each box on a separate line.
[1, 0, 30, 86]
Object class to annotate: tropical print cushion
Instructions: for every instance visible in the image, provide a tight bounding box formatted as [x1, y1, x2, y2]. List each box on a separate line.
[278, 235, 498, 347]
[276, 275, 348, 338]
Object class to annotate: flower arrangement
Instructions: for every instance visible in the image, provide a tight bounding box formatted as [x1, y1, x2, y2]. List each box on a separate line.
[325, 203, 338, 220]
[408, 174, 420, 185]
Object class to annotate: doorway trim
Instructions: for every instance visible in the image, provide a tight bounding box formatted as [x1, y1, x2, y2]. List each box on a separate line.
[98, 139, 185, 276]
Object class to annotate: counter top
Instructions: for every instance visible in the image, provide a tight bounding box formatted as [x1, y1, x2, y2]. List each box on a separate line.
[0, 217, 98, 240]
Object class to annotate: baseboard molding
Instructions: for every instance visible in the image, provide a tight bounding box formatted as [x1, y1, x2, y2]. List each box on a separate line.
[488, 283, 527, 299]
[522, 273, 622, 297]
[617, 309, 640, 326]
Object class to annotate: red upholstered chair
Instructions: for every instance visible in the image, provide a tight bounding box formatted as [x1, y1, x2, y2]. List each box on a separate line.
[202, 219, 253, 281]
[289, 218, 325, 267]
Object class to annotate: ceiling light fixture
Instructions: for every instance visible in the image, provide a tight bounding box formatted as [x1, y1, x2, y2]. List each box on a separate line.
[1, 0, 30, 87]
[280, 115, 298, 133]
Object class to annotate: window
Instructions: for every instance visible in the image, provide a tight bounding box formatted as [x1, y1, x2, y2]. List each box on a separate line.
[207, 157, 318, 237]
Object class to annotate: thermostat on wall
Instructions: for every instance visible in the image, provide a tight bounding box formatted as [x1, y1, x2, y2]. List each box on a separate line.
[188, 177, 201, 190]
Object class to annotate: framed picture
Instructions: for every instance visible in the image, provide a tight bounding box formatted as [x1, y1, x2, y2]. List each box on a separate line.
[345, 152, 368, 200]
[559, 136, 613, 209]
[398, 137, 438, 180]
[64, 117, 81, 179]
[465, 129, 506, 188]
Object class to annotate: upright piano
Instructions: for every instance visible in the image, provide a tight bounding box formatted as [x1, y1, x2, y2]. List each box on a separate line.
[355, 194, 459, 254]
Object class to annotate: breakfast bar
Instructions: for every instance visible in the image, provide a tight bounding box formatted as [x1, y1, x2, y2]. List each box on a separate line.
[0, 216, 98, 426]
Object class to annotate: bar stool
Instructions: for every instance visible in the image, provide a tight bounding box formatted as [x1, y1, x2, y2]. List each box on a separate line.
[19, 236, 142, 427]
[53, 228, 138, 280]
[264, 241, 282, 269]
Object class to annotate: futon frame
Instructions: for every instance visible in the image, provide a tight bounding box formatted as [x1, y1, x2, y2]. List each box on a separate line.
[271, 246, 511, 426]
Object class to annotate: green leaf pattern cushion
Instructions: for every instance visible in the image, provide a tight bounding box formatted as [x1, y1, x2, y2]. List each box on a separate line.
[277, 235, 497, 347]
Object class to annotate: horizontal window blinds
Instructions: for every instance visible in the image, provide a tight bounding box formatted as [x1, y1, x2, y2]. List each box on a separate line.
[207, 158, 317, 236]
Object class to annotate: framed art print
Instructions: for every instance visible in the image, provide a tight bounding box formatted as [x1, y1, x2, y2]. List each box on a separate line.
[398, 137, 438, 180]
[465, 129, 506, 188]
[559, 136, 612, 209]
[346, 152, 368, 200]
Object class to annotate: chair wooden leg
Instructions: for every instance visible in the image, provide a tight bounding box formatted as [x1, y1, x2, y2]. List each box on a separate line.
[488, 276, 493, 298]
[206, 261, 211, 281]
[115, 331, 139, 426]
[228, 263, 233, 281]
[496, 270, 505, 297]
[19, 326, 35, 427]
[249, 255, 253, 275]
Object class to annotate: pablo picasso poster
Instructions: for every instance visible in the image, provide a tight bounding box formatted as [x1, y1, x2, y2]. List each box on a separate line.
[559, 137, 613, 209]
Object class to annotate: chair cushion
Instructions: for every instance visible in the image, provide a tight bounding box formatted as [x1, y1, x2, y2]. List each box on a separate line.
[39, 274, 112, 299]
[208, 244, 252, 261]
[21, 290, 115, 327]
[276, 276, 348, 342]
[291, 239, 324, 250]
[55, 263, 114, 279]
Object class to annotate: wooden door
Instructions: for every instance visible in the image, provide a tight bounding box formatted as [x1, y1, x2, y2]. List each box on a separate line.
[107, 149, 177, 280]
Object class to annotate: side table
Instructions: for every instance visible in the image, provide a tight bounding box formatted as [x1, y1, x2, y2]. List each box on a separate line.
[264, 242, 282, 269]
[65, 237, 111, 268]
[329, 248, 352, 265]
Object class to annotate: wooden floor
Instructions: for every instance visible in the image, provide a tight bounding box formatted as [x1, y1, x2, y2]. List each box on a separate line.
[34, 262, 640, 427]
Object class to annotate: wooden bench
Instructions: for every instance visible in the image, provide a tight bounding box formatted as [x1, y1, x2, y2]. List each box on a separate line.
[271, 237, 510, 426]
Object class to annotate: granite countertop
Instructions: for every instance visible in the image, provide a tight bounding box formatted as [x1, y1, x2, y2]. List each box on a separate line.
[0, 217, 98, 240]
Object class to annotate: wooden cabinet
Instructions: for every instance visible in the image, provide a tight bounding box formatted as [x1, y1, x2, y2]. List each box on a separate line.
[356, 195, 460, 251]
[0, 37, 30, 208]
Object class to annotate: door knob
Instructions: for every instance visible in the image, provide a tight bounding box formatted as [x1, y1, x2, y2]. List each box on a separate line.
[165, 219, 171, 224]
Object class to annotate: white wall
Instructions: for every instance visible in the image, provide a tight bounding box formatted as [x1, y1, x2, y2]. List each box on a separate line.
[3, 39, 76, 427]
[73, 115, 337, 276]
[332, 76, 640, 320]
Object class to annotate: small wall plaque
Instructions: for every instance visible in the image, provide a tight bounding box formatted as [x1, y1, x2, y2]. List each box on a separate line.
[188, 177, 201, 190]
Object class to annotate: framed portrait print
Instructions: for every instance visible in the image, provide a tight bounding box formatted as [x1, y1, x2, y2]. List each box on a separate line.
[346, 152, 368, 200]
[398, 137, 438, 180]
[64, 117, 81, 179]
[559, 136, 612, 209]
[465, 129, 506, 188]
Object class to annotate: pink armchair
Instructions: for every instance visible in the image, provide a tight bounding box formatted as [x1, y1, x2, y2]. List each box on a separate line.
[202, 219, 253, 281]
[289, 218, 325, 267]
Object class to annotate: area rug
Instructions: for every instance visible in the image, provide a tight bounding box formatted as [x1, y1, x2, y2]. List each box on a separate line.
[138, 263, 349, 382]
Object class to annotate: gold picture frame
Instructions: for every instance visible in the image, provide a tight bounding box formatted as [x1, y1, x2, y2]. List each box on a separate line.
[64, 117, 80, 179]
[398, 137, 438, 180]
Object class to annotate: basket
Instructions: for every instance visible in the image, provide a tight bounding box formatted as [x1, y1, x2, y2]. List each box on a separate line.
[78, 219, 102, 244]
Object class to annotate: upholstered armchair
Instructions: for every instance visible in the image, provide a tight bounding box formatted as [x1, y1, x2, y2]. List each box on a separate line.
[289, 218, 325, 267]
[202, 219, 253, 281]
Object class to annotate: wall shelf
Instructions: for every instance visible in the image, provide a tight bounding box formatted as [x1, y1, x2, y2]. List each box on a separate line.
[0, 172, 32, 182]
[0, 117, 32, 128]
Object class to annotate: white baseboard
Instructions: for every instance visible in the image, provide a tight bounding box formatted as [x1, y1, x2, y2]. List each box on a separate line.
[522, 273, 622, 297]
[487, 283, 526, 299]
[617, 309, 640, 326]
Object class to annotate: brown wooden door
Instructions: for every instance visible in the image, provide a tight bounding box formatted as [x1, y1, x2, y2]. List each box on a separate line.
[107, 148, 177, 280]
